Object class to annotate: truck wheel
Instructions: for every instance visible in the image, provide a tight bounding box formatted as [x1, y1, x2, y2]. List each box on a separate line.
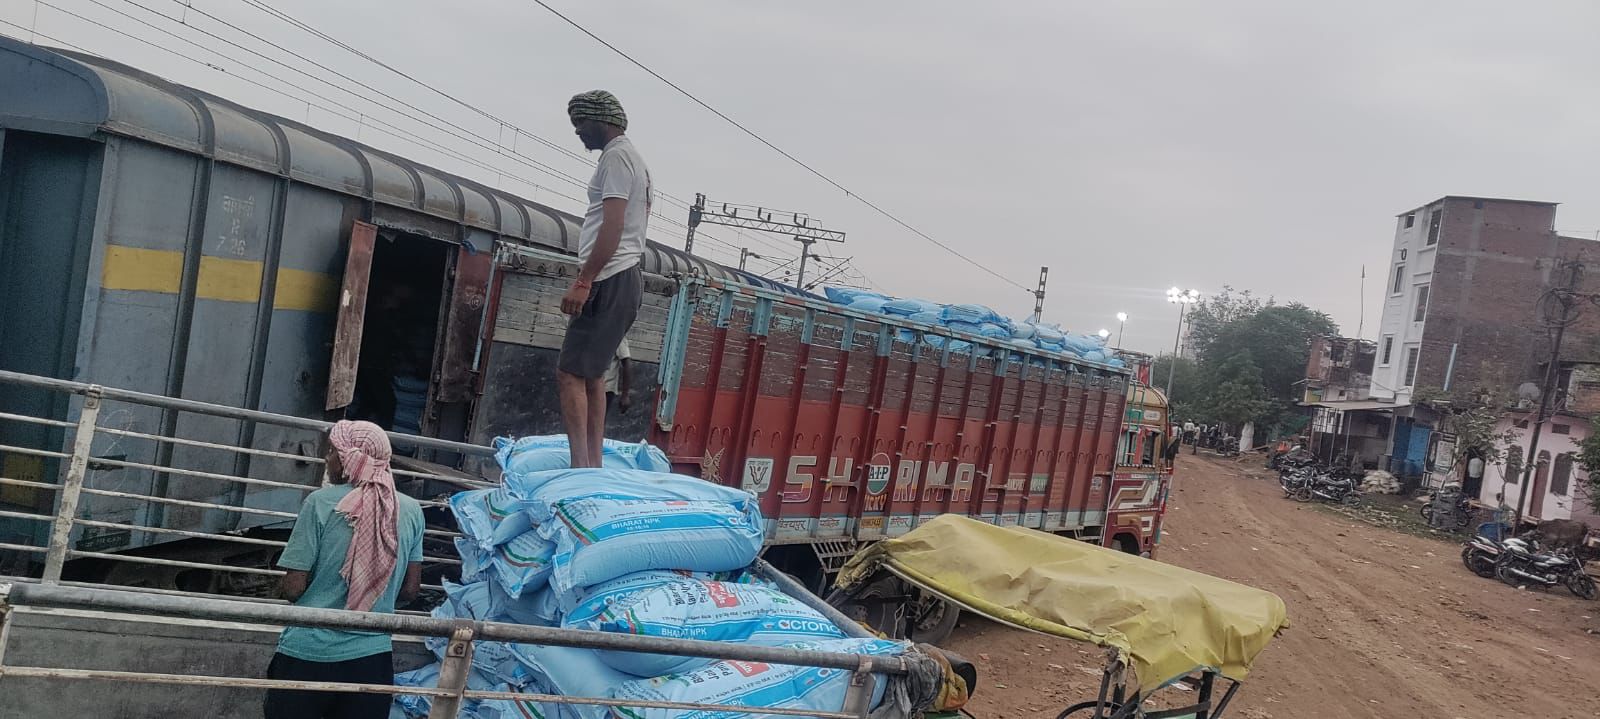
[907, 590, 961, 645]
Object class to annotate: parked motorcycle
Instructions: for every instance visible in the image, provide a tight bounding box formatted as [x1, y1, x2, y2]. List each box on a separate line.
[1291, 471, 1361, 505]
[1492, 537, 1597, 600]
[1279, 465, 1317, 497]
[1420, 493, 1475, 530]
[1460, 534, 1501, 578]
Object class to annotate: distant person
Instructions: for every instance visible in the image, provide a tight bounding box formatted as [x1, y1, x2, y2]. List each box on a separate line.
[265, 421, 424, 719]
[605, 337, 633, 415]
[1182, 420, 1196, 445]
[558, 89, 652, 468]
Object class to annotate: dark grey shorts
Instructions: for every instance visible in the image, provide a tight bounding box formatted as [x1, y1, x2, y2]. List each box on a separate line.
[559, 265, 642, 379]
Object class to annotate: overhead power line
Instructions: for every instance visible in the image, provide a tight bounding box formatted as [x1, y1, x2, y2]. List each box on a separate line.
[525, 0, 1029, 293]
[206, 0, 798, 261]
[54, 0, 763, 263]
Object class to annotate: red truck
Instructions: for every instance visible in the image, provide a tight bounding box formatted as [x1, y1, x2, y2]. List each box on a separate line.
[471, 255, 1175, 601]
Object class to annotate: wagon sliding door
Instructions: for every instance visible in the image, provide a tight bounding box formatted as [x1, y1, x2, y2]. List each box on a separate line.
[324, 221, 378, 411]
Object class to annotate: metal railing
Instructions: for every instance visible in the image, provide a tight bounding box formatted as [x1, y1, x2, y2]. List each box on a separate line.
[0, 369, 493, 599]
[0, 581, 908, 719]
[0, 369, 914, 716]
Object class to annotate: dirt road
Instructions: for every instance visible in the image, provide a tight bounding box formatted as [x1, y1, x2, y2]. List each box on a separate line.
[945, 455, 1600, 719]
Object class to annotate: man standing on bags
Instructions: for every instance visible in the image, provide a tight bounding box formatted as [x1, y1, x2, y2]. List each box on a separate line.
[265, 420, 424, 719]
[559, 89, 651, 468]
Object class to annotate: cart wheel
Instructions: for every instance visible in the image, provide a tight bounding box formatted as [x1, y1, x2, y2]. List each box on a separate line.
[908, 589, 961, 645]
[1057, 701, 1118, 719]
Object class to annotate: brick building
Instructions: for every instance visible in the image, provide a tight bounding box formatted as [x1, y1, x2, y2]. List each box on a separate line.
[1370, 196, 1600, 522]
[1369, 196, 1600, 404]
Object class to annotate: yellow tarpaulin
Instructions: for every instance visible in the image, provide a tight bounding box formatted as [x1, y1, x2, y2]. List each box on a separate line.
[836, 515, 1288, 692]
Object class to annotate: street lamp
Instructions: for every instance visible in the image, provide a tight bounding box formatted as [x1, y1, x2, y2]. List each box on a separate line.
[1097, 328, 1111, 343]
[1165, 287, 1201, 400]
[1114, 312, 1128, 349]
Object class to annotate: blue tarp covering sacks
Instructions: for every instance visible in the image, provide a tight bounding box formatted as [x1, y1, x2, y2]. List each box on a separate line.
[398, 432, 901, 718]
[823, 285, 1125, 365]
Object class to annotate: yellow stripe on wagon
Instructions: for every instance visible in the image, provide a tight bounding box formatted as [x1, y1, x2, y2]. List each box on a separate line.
[100, 245, 338, 312]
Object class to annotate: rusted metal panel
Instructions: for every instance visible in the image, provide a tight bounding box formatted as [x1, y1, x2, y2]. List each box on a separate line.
[435, 243, 493, 403]
[324, 221, 377, 411]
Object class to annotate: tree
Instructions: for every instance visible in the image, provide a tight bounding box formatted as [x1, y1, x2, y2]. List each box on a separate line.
[1205, 304, 1337, 398]
[1185, 285, 1267, 360]
[1203, 354, 1272, 427]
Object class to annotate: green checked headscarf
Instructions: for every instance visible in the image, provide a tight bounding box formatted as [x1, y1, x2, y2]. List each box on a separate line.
[568, 90, 628, 130]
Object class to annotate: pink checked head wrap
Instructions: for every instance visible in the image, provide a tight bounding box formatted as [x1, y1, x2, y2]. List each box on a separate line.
[327, 420, 399, 612]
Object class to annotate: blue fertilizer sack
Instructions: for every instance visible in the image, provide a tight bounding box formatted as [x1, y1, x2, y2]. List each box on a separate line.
[579, 578, 845, 677]
[512, 644, 635, 719]
[450, 487, 536, 549]
[562, 568, 775, 625]
[824, 287, 885, 305]
[494, 435, 671, 476]
[392, 663, 515, 719]
[907, 310, 943, 325]
[1032, 323, 1066, 344]
[421, 608, 533, 688]
[457, 537, 493, 584]
[941, 303, 1001, 325]
[924, 335, 972, 354]
[881, 298, 942, 317]
[490, 530, 556, 599]
[608, 637, 905, 719]
[465, 684, 562, 719]
[846, 296, 890, 314]
[523, 469, 757, 520]
[440, 579, 560, 628]
[540, 495, 764, 600]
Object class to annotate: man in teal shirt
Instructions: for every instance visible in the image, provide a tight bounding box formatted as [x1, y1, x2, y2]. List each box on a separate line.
[265, 421, 425, 719]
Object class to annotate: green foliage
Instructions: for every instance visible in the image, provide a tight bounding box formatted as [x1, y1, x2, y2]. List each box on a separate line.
[1411, 385, 1518, 474]
[1576, 416, 1600, 514]
[1185, 285, 1267, 360]
[1157, 291, 1338, 434]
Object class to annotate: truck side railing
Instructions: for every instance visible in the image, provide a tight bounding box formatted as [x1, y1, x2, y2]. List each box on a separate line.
[0, 581, 905, 719]
[0, 368, 492, 599]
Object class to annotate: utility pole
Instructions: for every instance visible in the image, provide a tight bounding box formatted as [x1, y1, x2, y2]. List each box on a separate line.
[684, 193, 706, 255]
[1029, 267, 1049, 322]
[682, 194, 845, 290]
[1514, 260, 1584, 532]
[738, 248, 763, 272]
[794, 238, 818, 291]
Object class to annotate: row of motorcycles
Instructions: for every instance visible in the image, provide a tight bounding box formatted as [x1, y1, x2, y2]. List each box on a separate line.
[1274, 453, 1362, 505]
[1462, 530, 1597, 600]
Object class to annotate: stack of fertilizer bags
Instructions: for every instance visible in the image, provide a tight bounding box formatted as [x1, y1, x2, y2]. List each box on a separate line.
[824, 287, 1124, 368]
[391, 434, 911, 719]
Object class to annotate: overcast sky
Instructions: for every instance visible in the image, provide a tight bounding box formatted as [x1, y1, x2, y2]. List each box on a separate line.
[8, 0, 1600, 354]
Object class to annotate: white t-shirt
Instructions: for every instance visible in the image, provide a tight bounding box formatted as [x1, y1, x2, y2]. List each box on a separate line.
[604, 338, 632, 395]
[579, 136, 652, 281]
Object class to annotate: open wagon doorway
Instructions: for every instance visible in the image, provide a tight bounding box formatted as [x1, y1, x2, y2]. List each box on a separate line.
[324, 221, 451, 444]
